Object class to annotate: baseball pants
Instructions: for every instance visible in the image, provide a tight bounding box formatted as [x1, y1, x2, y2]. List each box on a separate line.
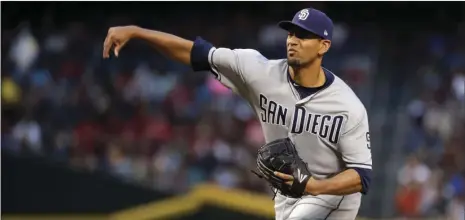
[274, 196, 359, 220]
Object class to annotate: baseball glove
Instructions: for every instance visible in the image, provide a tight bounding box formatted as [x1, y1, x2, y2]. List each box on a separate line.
[251, 138, 312, 199]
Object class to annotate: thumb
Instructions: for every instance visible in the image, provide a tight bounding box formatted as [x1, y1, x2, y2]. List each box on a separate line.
[113, 41, 127, 57]
[114, 44, 121, 57]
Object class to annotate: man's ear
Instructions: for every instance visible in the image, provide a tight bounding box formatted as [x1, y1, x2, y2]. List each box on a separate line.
[319, 40, 331, 55]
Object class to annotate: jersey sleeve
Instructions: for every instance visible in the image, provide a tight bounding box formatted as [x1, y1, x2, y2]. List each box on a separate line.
[190, 37, 263, 91]
[338, 109, 372, 170]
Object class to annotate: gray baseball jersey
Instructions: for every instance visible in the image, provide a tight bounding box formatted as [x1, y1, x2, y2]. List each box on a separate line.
[192, 39, 372, 219]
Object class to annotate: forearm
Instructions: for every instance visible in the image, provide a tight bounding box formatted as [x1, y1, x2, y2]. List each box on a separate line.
[305, 169, 362, 196]
[131, 26, 194, 65]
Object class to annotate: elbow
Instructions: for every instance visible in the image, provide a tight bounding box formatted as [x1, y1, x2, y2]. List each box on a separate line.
[352, 168, 372, 194]
[160, 36, 193, 66]
[190, 37, 214, 71]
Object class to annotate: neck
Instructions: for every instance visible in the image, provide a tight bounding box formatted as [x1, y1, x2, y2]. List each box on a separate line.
[289, 60, 325, 88]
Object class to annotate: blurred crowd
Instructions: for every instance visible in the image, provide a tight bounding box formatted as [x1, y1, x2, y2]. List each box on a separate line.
[395, 26, 465, 218]
[1, 2, 464, 219]
[1, 23, 268, 194]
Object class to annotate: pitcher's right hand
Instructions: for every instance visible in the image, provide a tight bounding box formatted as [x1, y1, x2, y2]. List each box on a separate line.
[103, 25, 139, 58]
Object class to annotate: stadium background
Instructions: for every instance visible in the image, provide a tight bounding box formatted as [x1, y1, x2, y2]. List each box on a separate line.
[2, 2, 464, 220]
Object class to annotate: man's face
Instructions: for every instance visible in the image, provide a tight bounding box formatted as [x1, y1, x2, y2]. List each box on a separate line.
[286, 26, 331, 68]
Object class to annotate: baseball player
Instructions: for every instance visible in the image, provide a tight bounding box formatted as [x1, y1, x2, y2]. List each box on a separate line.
[103, 8, 372, 220]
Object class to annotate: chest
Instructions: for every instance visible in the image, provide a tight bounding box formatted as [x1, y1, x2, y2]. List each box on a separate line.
[256, 87, 346, 145]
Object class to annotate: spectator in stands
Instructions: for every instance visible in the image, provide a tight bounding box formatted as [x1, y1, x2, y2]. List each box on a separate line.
[396, 154, 432, 217]
[11, 111, 42, 154]
[106, 141, 133, 179]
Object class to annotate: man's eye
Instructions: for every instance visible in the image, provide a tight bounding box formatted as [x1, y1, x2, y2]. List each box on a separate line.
[295, 32, 307, 39]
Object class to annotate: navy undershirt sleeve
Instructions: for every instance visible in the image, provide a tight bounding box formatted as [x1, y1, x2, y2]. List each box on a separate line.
[190, 37, 214, 72]
[351, 167, 372, 194]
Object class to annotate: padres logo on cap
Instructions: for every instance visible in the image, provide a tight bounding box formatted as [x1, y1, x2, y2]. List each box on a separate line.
[298, 9, 309, 20]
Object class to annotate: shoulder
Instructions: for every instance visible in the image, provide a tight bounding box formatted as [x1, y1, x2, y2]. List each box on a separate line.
[214, 48, 285, 65]
[213, 48, 263, 60]
[323, 74, 368, 122]
[222, 48, 286, 72]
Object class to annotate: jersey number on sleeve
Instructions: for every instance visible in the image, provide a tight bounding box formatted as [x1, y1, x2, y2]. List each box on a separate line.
[366, 132, 371, 150]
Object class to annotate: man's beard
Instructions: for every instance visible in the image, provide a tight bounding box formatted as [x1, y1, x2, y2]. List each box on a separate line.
[287, 58, 302, 68]
[288, 57, 317, 68]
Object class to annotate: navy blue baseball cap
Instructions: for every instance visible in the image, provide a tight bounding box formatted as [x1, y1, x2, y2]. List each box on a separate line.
[278, 8, 333, 41]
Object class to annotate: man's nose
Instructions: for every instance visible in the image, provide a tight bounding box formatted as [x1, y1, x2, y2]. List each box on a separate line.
[288, 39, 298, 47]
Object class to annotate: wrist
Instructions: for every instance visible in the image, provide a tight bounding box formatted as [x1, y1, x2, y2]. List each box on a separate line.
[129, 25, 143, 39]
[305, 177, 323, 196]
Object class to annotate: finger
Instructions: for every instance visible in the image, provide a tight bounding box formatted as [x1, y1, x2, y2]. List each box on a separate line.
[103, 37, 110, 58]
[103, 35, 113, 58]
[114, 43, 120, 57]
[274, 172, 294, 180]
